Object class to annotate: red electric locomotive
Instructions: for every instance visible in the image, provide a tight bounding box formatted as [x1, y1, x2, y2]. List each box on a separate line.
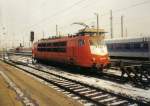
[32, 28, 110, 71]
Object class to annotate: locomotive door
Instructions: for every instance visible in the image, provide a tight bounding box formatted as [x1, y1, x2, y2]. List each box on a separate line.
[77, 38, 86, 65]
[68, 40, 76, 64]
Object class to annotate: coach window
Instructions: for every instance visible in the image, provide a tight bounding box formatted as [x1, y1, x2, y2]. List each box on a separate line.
[144, 43, 148, 48]
[78, 39, 85, 46]
[141, 43, 144, 48]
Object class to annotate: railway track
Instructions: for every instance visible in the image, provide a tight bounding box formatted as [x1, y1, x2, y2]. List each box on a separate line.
[1, 58, 149, 106]
[6, 52, 150, 89]
[7, 52, 32, 57]
[35, 59, 150, 89]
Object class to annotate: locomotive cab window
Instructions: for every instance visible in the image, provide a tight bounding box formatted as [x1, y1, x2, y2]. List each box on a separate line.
[89, 36, 108, 55]
[78, 39, 85, 46]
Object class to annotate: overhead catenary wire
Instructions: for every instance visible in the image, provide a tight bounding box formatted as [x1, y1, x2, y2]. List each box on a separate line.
[24, 0, 89, 30]
[114, 0, 150, 13]
[24, 0, 150, 32]
[20, 0, 150, 40]
[58, 0, 150, 35]
[81, 0, 150, 22]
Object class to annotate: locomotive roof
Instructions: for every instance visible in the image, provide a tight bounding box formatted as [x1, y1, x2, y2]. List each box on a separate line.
[78, 28, 106, 34]
[38, 36, 68, 42]
[37, 28, 106, 43]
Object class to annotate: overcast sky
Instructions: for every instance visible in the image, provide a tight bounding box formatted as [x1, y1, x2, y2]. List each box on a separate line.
[0, 0, 150, 48]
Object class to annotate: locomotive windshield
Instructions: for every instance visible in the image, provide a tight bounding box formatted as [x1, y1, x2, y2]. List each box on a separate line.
[89, 36, 108, 55]
[89, 39, 105, 47]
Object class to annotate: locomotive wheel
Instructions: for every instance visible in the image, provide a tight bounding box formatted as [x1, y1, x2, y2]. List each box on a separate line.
[35, 59, 40, 63]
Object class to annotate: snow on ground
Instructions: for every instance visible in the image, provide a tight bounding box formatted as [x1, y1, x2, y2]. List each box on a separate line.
[9, 55, 32, 63]
[35, 64, 150, 103]
[10, 55, 150, 103]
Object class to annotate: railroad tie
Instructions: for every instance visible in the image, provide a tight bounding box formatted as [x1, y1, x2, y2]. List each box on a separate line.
[109, 100, 128, 106]
[85, 92, 102, 97]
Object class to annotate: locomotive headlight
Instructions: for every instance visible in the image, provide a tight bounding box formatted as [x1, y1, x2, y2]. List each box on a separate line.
[99, 46, 108, 55]
[103, 46, 108, 53]
[92, 57, 96, 62]
[90, 45, 108, 55]
[108, 56, 110, 60]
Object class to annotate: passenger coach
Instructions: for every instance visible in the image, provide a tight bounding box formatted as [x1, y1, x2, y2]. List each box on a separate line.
[105, 37, 150, 60]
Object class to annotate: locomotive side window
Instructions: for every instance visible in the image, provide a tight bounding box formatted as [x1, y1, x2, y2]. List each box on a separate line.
[38, 43, 46, 47]
[47, 41, 67, 47]
[37, 43, 41, 47]
[47, 43, 53, 46]
[38, 41, 67, 52]
[78, 39, 85, 46]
